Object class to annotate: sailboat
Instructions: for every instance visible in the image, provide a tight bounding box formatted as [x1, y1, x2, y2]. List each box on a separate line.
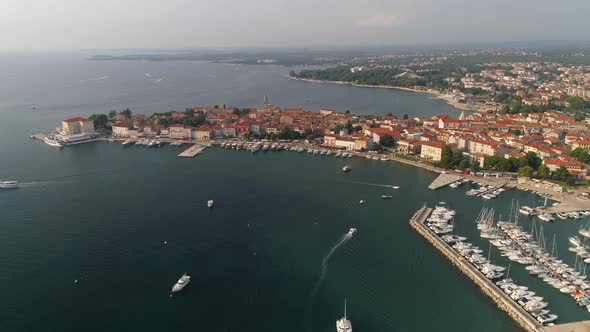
[336, 298, 352, 332]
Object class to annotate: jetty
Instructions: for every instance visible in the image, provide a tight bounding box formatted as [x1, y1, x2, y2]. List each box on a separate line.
[178, 144, 207, 158]
[410, 206, 541, 332]
[428, 173, 463, 190]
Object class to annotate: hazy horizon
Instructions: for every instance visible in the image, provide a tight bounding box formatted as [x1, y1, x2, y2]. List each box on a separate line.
[2, 0, 590, 50]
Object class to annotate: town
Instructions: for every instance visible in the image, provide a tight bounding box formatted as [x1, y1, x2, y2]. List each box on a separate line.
[37, 94, 590, 191]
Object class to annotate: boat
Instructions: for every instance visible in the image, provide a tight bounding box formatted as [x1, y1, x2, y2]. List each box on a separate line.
[342, 166, 351, 172]
[207, 200, 214, 208]
[536, 313, 558, 325]
[538, 213, 554, 223]
[348, 228, 357, 236]
[359, 200, 366, 204]
[381, 195, 392, 199]
[556, 212, 568, 220]
[122, 139, 135, 146]
[42, 136, 64, 148]
[171, 273, 190, 293]
[519, 206, 533, 215]
[0, 180, 19, 189]
[336, 299, 352, 332]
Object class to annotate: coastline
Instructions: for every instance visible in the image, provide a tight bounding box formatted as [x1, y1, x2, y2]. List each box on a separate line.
[287, 76, 495, 112]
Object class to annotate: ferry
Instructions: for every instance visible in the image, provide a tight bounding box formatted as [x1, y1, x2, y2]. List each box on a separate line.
[336, 299, 352, 332]
[0, 180, 19, 189]
[171, 273, 190, 293]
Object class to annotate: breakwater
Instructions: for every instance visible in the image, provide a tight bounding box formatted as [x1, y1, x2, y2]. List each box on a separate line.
[409, 206, 541, 332]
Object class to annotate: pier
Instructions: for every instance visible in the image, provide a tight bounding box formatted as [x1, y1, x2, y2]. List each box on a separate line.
[178, 144, 207, 158]
[409, 206, 541, 332]
[428, 173, 463, 190]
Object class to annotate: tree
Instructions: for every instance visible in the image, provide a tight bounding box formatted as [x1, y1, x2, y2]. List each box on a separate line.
[570, 147, 590, 163]
[108, 110, 117, 119]
[439, 145, 454, 169]
[385, 112, 394, 117]
[458, 159, 470, 170]
[523, 152, 542, 170]
[345, 110, 350, 114]
[184, 108, 195, 117]
[537, 164, 550, 179]
[89, 114, 108, 129]
[119, 108, 132, 117]
[379, 135, 396, 147]
[334, 124, 345, 134]
[552, 166, 570, 181]
[353, 125, 362, 132]
[402, 114, 409, 120]
[518, 165, 534, 178]
[305, 134, 315, 141]
[303, 128, 313, 137]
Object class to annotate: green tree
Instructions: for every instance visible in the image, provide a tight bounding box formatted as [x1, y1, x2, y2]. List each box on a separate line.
[537, 164, 550, 179]
[119, 108, 132, 117]
[523, 152, 542, 170]
[333, 124, 345, 134]
[402, 114, 409, 120]
[108, 110, 117, 119]
[552, 166, 570, 181]
[458, 159, 470, 170]
[385, 112, 394, 117]
[184, 108, 195, 117]
[518, 165, 534, 178]
[439, 145, 454, 169]
[379, 135, 396, 147]
[89, 114, 108, 129]
[570, 147, 590, 163]
[353, 125, 362, 132]
[306, 134, 315, 141]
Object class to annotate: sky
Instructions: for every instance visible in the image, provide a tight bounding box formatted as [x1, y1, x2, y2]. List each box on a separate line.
[1, 0, 589, 50]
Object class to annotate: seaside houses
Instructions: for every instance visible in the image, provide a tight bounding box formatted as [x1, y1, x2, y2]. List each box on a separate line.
[169, 124, 192, 140]
[61, 117, 94, 135]
[420, 141, 445, 161]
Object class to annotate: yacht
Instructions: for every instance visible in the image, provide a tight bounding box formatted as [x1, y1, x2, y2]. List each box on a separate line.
[519, 206, 533, 215]
[0, 180, 19, 189]
[147, 140, 157, 147]
[342, 166, 351, 172]
[348, 228, 357, 236]
[207, 200, 214, 208]
[538, 213, 554, 223]
[336, 299, 352, 332]
[171, 273, 190, 293]
[537, 313, 558, 325]
[122, 139, 135, 146]
[556, 212, 568, 220]
[43, 136, 64, 148]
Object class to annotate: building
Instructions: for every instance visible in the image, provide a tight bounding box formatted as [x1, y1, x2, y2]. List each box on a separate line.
[420, 141, 445, 161]
[111, 123, 130, 137]
[62, 117, 94, 135]
[544, 158, 589, 179]
[194, 126, 213, 140]
[168, 124, 192, 139]
[397, 139, 422, 155]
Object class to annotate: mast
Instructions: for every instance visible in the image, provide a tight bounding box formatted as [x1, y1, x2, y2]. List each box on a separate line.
[344, 298, 347, 319]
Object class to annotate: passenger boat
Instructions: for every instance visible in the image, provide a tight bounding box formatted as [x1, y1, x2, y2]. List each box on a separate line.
[0, 180, 19, 189]
[171, 273, 190, 293]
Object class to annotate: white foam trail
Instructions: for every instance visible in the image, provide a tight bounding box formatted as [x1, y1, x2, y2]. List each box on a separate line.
[145, 73, 151, 77]
[152, 78, 163, 83]
[348, 181, 399, 189]
[79, 75, 109, 83]
[17, 181, 49, 188]
[306, 232, 352, 331]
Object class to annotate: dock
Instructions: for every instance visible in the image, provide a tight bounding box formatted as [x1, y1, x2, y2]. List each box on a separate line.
[541, 320, 590, 332]
[409, 206, 541, 332]
[428, 173, 463, 190]
[178, 144, 207, 158]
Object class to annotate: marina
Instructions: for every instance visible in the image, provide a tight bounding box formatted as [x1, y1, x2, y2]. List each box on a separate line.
[411, 204, 590, 332]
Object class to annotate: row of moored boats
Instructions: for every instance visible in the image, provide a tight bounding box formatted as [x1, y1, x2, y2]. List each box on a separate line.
[122, 138, 164, 147]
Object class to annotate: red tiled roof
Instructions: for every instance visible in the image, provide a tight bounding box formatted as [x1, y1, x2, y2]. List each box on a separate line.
[63, 117, 89, 123]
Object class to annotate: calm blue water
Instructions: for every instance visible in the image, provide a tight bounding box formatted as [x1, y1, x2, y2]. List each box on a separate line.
[0, 53, 587, 331]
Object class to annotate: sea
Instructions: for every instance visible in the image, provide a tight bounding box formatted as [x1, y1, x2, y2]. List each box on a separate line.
[0, 52, 588, 331]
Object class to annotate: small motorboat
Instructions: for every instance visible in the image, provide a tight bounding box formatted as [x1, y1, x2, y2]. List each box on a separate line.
[342, 165, 351, 172]
[171, 273, 190, 293]
[359, 200, 366, 204]
[381, 195, 392, 199]
[348, 228, 357, 236]
[0, 180, 19, 189]
[207, 200, 214, 208]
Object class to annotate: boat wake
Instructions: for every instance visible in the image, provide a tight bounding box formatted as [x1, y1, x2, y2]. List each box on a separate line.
[347, 181, 400, 189]
[306, 232, 353, 331]
[151, 78, 163, 83]
[17, 181, 50, 188]
[79, 75, 109, 83]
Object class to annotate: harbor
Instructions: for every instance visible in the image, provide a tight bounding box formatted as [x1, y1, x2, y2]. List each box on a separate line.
[178, 144, 209, 158]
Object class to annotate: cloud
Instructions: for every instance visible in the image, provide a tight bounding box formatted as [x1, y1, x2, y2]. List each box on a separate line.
[354, 14, 401, 28]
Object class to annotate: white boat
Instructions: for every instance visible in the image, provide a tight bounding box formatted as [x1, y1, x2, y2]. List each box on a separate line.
[171, 273, 190, 293]
[122, 139, 135, 146]
[536, 313, 558, 325]
[342, 166, 351, 172]
[0, 180, 19, 189]
[381, 195, 392, 199]
[359, 200, 366, 204]
[556, 212, 568, 220]
[519, 206, 533, 215]
[538, 213, 554, 223]
[348, 228, 357, 236]
[207, 200, 214, 208]
[43, 136, 64, 148]
[336, 299, 352, 332]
